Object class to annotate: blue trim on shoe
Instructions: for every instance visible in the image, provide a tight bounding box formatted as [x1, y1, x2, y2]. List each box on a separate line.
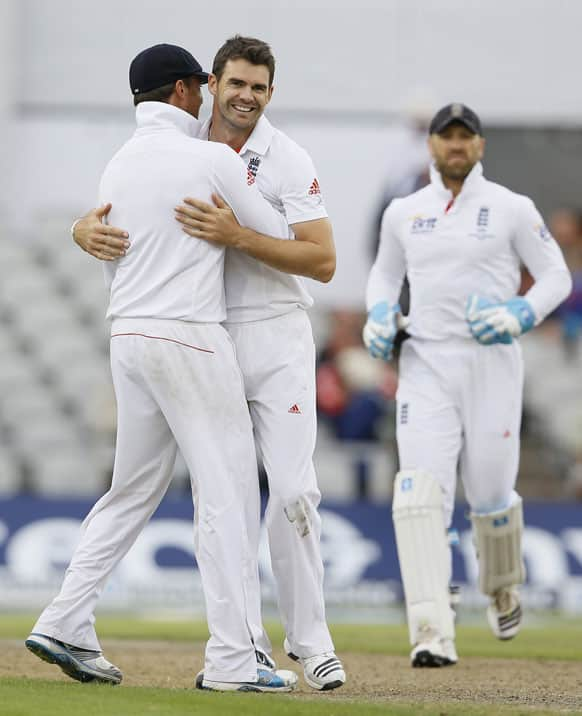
[199, 668, 296, 693]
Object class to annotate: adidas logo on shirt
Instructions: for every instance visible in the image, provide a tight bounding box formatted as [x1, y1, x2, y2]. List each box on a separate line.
[308, 178, 321, 195]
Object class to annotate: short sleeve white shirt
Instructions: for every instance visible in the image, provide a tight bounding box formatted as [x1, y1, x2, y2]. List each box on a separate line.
[200, 116, 328, 322]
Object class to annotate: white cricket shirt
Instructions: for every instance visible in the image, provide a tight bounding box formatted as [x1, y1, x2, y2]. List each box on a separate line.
[100, 103, 287, 323]
[200, 116, 328, 323]
[366, 162, 572, 341]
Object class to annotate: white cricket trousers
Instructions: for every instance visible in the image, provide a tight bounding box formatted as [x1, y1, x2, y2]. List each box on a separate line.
[225, 309, 334, 659]
[33, 318, 259, 683]
[396, 337, 524, 525]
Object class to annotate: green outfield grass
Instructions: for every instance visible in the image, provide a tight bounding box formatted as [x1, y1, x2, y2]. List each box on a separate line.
[0, 678, 568, 716]
[2, 613, 582, 661]
[2, 615, 581, 715]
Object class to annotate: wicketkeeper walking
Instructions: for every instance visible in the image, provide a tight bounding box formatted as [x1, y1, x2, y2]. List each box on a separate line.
[364, 103, 572, 666]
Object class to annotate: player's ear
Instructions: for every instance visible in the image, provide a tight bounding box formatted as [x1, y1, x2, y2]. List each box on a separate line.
[266, 84, 274, 105]
[208, 74, 218, 98]
[427, 135, 436, 160]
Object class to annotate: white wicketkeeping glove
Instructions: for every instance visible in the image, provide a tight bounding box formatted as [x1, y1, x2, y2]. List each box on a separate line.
[363, 302, 408, 360]
[466, 294, 536, 345]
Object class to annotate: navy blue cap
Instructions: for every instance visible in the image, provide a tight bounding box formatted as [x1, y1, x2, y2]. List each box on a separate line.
[429, 103, 483, 136]
[129, 43, 209, 95]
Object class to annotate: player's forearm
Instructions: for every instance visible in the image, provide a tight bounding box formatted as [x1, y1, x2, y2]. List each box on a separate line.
[232, 227, 335, 282]
[366, 260, 406, 311]
[523, 267, 573, 324]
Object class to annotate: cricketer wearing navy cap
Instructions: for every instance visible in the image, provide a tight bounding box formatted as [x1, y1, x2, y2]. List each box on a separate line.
[129, 43, 209, 96]
[365, 90, 572, 671]
[26, 36, 299, 694]
[429, 103, 483, 136]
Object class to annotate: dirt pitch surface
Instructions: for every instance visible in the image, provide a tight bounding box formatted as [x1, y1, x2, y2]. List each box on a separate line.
[3, 639, 582, 712]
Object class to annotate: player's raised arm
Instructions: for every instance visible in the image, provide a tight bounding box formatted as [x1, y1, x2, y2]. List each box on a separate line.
[175, 139, 336, 283]
[176, 194, 335, 283]
[72, 204, 130, 261]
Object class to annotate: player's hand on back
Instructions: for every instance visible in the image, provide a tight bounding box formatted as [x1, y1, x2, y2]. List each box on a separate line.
[363, 302, 404, 361]
[466, 294, 536, 345]
[73, 204, 130, 261]
[175, 194, 241, 247]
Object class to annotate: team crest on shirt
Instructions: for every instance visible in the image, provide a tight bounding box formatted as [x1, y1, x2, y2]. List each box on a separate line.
[410, 215, 437, 234]
[246, 155, 261, 185]
[470, 206, 495, 239]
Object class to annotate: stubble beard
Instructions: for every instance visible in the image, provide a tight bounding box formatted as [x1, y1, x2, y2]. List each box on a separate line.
[219, 97, 260, 133]
[437, 157, 476, 182]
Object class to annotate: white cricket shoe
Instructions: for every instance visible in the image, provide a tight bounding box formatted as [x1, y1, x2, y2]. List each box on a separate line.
[199, 668, 297, 693]
[195, 648, 277, 689]
[487, 587, 522, 640]
[411, 626, 458, 668]
[25, 633, 122, 684]
[283, 638, 346, 691]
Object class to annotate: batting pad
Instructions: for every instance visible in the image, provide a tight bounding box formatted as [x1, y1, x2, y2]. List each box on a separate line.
[471, 498, 526, 596]
[392, 470, 455, 644]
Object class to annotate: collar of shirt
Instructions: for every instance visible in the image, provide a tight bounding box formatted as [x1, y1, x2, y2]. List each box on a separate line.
[198, 114, 275, 156]
[429, 161, 485, 207]
[198, 117, 211, 140]
[135, 101, 201, 138]
[239, 115, 275, 156]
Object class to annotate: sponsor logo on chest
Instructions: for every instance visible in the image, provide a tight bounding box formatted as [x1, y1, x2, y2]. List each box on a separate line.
[410, 215, 438, 234]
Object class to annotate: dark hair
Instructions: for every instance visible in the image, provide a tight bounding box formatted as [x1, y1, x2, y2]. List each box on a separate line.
[133, 76, 199, 107]
[212, 35, 275, 86]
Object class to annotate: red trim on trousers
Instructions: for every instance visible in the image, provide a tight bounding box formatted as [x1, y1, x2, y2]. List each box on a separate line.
[111, 332, 215, 354]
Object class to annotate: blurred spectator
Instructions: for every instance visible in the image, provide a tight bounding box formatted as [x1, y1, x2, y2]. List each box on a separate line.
[368, 105, 435, 319]
[369, 100, 433, 258]
[549, 208, 582, 347]
[316, 310, 397, 441]
[550, 208, 582, 262]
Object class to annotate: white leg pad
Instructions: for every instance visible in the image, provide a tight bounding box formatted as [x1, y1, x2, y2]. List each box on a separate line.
[392, 470, 455, 644]
[471, 498, 526, 596]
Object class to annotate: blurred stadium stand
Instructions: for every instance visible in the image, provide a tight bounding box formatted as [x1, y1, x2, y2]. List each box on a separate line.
[1, 207, 581, 503]
[0, 228, 114, 496]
